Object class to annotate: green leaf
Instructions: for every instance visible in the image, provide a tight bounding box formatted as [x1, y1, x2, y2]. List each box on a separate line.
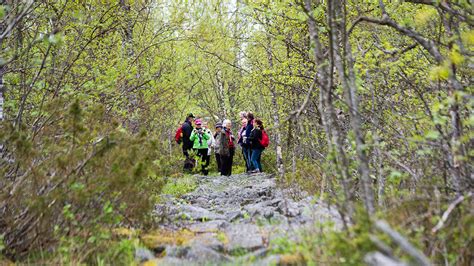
[449, 50, 464, 65]
[425, 130, 440, 140]
[429, 65, 450, 81]
[0, 5, 5, 19]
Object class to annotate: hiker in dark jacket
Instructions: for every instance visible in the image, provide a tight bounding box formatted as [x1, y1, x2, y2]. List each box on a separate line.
[218, 119, 235, 176]
[213, 122, 223, 174]
[238, 118, 250, 171]
[248, 119, 265, 173]
[181, 113, 195, 171]
[244, 112, 254, 171]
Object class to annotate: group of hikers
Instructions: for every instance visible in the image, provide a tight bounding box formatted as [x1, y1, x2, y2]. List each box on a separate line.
[175, 111, 269, 176]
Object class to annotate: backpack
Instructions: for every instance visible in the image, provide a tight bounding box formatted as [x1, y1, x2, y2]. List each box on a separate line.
[260, 130, 269, 148]
[175, 125, 183, 144]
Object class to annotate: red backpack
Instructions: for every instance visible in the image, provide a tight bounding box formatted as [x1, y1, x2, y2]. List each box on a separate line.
[260, 130, 269, 148]
[175, 125, 183, 144]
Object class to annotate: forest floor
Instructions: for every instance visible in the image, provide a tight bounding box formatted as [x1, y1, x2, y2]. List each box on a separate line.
[136, 172, 342, 265]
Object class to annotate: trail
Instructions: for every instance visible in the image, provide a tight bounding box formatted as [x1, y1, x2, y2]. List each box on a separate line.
[136, 173, 341, 265]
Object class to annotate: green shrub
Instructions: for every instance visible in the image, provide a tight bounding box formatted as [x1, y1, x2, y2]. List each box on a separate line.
[0, 100, 166, 262]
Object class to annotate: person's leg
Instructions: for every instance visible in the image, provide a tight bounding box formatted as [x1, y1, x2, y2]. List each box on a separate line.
[242, 147, 250, 171]
[200, 149, 208, 175]
[251, 149, 263, 172]
[205, 154, 210, 168]
[220, 155, 229, 175]
[257, 149, 263, 172]
[215, 153, 221, 173]
[183, 146, 189, 158]
[246, 148, 254, 171]
[228, 148, 234, 176]
[204, 151, 210, 175]
[183, 147, 191, 171]
[250, 149, 258, 172]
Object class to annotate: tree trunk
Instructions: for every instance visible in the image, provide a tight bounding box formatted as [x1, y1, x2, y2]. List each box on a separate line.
[440, 11, 469, 192]
[265, 29, 285, 178]
[305, 0, 354, 223]
[330, 0, 375, 214]
[120, 0, 139, 133]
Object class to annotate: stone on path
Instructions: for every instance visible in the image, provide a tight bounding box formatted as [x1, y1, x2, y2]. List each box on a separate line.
[225, 223, 265, 252]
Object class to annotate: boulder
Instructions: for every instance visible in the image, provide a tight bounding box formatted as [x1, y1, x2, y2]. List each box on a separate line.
[225, 223, 265, 252]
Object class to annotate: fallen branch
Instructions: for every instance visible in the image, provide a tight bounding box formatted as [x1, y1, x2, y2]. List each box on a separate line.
[431, 191, 472, 234]
[374, 220, 431, 266]
[365, 251, 407, 266]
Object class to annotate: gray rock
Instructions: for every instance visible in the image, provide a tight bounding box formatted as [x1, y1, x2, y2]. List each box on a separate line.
[188, 220, 228, 233]
[179, 205, 225, 221]
[225, 223, 265, 252]
[277, 200, 301, 217]
[263, 209, 274, 219]
[154, 257, 190, 266]
[244, 201, 270, 216]
[190, 233, 224, 252]
[186, 245, 231, 263]
[225, 210, 243, 222]
[189, 196, 210, 207]
[165, 245, 190, 258]
[135, 247, 155, 262]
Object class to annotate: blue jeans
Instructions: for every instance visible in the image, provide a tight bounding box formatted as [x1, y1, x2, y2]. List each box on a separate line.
[245, 146, 253, 170]
[250, 148, 263, 172]
[242, 146, 251, 171]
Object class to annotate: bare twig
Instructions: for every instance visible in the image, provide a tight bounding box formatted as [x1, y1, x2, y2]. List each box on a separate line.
[0, 1, 35, 42]
[431, 191, 472, 233]
[375, 220, 431, 266]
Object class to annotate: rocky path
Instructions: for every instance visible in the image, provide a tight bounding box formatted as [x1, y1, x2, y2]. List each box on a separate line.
[137, 173, 341, 265]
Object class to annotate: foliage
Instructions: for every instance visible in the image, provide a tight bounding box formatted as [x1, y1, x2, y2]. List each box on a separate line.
[0, 0, 472, 264]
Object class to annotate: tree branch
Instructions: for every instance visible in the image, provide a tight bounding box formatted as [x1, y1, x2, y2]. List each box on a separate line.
[431, 191, 472, 233]
[375, 220, 431, 266]
[349, 16, 443, 62]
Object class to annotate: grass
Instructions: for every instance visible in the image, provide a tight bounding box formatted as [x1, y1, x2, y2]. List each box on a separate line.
[160, 175, 198, 198]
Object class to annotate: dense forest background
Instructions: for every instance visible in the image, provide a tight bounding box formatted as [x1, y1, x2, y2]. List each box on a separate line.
[0, 0, 472, 265]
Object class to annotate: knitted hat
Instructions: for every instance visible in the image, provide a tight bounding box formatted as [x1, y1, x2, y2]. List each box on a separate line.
[195, 119, 202, 125]
[215, 122, 223, 128]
